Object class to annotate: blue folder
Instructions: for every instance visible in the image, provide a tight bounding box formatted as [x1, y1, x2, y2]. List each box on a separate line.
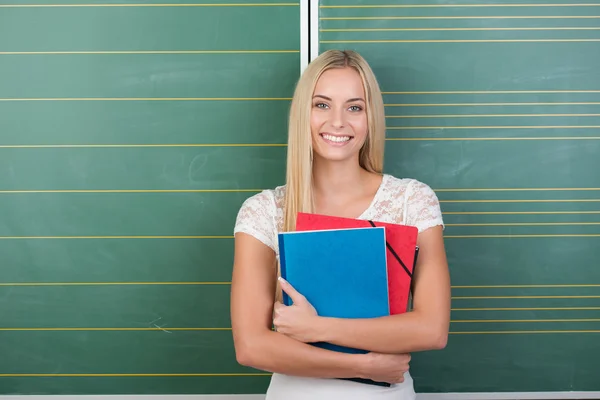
[278, 226, 390, 354]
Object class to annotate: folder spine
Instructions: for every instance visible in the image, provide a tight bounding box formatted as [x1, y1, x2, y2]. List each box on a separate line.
[277, 234, 291, 307]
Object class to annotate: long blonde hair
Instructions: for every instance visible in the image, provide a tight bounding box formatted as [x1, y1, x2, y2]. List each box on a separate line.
[282, 49, 386, 233]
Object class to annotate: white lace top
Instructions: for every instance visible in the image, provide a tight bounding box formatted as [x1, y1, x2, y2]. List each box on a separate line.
[234, 174, 444, 255]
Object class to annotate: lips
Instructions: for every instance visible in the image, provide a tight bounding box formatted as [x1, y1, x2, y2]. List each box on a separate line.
[320, 133, 353, 143]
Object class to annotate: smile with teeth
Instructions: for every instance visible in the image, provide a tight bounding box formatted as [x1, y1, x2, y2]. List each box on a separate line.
[321, 133, 352, 143]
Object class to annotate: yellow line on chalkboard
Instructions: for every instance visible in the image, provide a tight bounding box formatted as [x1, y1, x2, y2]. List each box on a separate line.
[441, 199, 600, 203]
[1, 234, 597, 240]
[0, 373, 270, 377]
[0, 144, 287, 148]
[0, 189, 262, 193]
[0, 282, 596, 288]
[0, 97, 292, 101]
[388, 137, 600, 140]
[445, 234, 600, 238]
[0, 282, 597, 288]
[391, 103, 600, 107]
[453, 295, 600, 299]
[388, 113, 600, 118]
[4, 138, 596, 149]
[0, 236, 233, 239]
[0, 50, 299, 55]
[1, 282, 598, 288]
[446, 222, 600, 226]
[385, 102, 600, 106]
[388, 125, 600, 129]
[321, 3, 600, 8]
[454, 284, 600, 288]
[321, 39, 600, 43]
[323, 27, 600, 32]
[4, 137, 598, 148]
[321, 16, 600, 20]
[12, 194, 596, 201]
[444, 211, 600, 214]
[437, 188, 600, 192]
[0, 327, 231, 331]
[452, 319, 600, 323]
[2, 99, 597, 105]
[4, 322, 600, 332]
[450, 330, 600, 334]
[0, 3, 299, 7]
[453, 307, 600, 310]
[382, 90, 600, 94]
[1, 188, 599, 193]
[0, 281, 230, 286]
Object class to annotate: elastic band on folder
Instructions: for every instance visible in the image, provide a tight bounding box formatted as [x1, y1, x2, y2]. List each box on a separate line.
[367, 220, 412, 278]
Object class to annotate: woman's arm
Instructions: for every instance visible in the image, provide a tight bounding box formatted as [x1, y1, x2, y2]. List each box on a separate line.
[231, 232, 383, 379]
[275, 225, 451, 354]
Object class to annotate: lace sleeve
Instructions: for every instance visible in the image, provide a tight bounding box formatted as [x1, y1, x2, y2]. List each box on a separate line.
[405, 180, 445, 233]
[233, 190, 277, 252]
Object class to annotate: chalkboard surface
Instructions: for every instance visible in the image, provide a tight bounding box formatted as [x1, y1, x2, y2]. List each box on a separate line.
[320, 0, 600, 394]
[0, 0, 297, 395]
[2, 0, 600, 396]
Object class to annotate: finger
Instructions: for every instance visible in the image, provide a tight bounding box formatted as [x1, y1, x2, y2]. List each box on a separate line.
[275, 301, 290, 313]
[278, 277, 305, 304]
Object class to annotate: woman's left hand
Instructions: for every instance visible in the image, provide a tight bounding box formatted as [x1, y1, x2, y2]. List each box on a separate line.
[273, 277, 322, 343]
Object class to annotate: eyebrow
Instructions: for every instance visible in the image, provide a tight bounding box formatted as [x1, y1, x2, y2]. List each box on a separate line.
[313, 94, 365, 103]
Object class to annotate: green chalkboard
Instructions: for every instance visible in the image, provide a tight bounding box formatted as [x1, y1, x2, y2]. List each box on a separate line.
[3, 0, 600, 396]
[320, 0, 600, 395]
[0, 0, 297, 395]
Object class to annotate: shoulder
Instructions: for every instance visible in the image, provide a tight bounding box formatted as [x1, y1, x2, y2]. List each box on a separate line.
[234, 187, 280, 228]
[237, 189, 277, 214]
[233, 185, 284, 252]
[384, 174, 444, 233]
[381, 174, 439, 206]
[382, 174, 420, 193]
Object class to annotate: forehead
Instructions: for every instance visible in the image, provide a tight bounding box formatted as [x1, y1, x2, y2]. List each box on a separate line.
[313, 67, 364, 98]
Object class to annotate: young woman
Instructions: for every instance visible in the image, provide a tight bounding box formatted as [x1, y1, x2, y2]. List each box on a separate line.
[230, 49, 451, 399]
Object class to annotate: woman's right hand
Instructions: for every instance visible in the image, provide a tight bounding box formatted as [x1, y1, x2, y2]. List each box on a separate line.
[359, 352, 411, 384]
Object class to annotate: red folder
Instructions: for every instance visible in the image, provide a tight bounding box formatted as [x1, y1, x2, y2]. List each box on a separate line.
[295, 212, 419, 315]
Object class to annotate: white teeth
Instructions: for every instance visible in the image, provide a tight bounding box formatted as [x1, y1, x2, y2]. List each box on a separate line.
[322, 134, 350, 143]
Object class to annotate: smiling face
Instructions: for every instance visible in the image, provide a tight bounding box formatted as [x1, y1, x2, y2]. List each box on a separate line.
[310, 66, 369, 164]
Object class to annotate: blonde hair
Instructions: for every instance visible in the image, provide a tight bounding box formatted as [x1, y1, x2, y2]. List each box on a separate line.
[282, 49, 386, 233]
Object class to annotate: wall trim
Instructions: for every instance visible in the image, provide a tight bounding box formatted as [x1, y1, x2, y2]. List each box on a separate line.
[309, 0, 319, 61]
[1, 392, 599, 399]
[299, 0, 309, 72]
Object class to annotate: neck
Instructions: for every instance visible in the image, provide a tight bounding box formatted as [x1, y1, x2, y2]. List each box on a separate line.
[311, 155, 367, 198]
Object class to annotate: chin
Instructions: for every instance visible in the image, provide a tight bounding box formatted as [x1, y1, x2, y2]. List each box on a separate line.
[312, 133, 365, 163]
[314, 148, 357, 161]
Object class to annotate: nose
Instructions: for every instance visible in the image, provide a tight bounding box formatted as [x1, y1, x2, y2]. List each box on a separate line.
[331, 106, 345, 129]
